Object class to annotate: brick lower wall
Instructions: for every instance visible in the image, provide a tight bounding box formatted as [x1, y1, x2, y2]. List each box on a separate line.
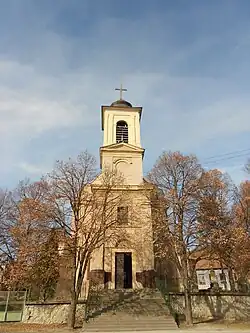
[136, 270, 155, 288]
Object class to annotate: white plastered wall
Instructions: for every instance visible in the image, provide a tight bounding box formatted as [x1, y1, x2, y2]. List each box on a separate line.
[103, 110, 141, 147]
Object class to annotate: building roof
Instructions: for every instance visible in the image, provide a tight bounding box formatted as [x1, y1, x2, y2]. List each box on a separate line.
[190, 249, 227, 270]
[110, 99, 132, 107]
[196, 258, 225, 270]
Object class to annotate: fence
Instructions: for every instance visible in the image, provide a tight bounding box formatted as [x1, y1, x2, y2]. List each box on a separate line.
[0, 291, 27, 322]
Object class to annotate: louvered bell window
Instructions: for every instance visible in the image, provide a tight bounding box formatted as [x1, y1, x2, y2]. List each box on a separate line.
[116, 121, 128, 143]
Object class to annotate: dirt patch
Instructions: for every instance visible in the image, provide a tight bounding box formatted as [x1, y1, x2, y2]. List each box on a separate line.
[181, 319, 250, 330]
[0, 323, 78, 332]
[207, 321, 250, 330]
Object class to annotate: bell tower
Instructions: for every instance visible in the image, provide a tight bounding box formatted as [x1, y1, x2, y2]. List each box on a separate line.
[88, 87, 155, 291]
[100, 86, 145, 185]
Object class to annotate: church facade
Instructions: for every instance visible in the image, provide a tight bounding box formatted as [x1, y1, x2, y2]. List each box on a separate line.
[87, 94, 156, 290]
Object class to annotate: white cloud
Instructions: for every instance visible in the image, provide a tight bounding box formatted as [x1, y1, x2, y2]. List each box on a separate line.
[0, 59, 102, 145]
[18, 162, 47, 175]
[0, 2, 250, 187]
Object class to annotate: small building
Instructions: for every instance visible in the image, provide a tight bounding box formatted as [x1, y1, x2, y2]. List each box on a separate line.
[195, 258, 231, 291]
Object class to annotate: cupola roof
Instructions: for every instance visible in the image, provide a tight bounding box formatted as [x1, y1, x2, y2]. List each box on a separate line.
[110, 99, 132, 107]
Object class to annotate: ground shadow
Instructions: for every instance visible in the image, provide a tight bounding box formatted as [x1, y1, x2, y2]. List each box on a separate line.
[85, 290, 139, 321]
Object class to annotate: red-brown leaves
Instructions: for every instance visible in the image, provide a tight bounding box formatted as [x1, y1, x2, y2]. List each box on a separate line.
[2, 181, 59, 298]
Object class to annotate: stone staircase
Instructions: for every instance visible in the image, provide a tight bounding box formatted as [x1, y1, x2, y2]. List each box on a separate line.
[83, 289, 178, 331]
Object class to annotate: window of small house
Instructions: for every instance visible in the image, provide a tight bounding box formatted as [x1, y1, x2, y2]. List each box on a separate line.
[219, 272, 226, 282]
[197, 273, 206, 285]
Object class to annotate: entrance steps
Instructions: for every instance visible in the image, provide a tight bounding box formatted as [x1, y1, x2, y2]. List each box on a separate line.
[84, 289, 178, 331]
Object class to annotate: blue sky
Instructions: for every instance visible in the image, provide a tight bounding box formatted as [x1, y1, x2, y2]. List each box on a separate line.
[0, 0, 250, 188]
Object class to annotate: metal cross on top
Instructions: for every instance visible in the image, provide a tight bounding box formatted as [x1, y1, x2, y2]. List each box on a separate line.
[115, 84, 127, 100]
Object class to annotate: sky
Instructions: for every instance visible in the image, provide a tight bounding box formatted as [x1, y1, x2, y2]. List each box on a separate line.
[0, 0, 250, 189]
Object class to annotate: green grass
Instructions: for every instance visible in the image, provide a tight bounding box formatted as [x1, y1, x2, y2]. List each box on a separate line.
[0, 311, 5, 322]
[6, 312, 22, 322]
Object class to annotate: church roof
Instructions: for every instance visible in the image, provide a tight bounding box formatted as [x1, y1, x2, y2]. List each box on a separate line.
[110, 99, 132, 107]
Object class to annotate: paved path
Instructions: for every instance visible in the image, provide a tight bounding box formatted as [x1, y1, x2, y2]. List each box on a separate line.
[0, 327, 250, 333]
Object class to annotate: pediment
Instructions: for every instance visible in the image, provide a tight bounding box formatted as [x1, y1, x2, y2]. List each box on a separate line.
[100, 142, 144, 154]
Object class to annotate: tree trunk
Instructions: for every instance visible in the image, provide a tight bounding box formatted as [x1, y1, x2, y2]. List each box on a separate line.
[228, 267, 235, 291]
[184, 286, 193, 326]
[68, 292, 77, 328]
[183, 259, 193, 326]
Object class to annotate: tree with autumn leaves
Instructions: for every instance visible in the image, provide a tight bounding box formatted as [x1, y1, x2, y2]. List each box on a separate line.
[198, 169, 237, 289]
[149, 151, 250, 325]
[231, 180, 250, 285]
[1, 181, 59, 300]
[149, 152, 205, 325]
[200, 167, 250, 291]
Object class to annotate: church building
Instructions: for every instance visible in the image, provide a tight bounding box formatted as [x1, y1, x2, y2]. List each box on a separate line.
[88, 87, 156, 290]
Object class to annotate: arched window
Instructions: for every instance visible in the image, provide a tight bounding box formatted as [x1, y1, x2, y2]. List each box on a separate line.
[116, 121, 128, 143]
